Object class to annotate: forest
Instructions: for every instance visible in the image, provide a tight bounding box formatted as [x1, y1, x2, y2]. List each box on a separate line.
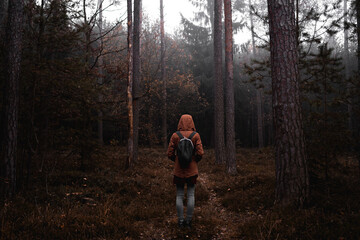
[0, 0, 360, 239]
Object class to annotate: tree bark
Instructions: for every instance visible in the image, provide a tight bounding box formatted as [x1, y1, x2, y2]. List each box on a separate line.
[126, 0, 134, 169]
[207, 0, 215, 38]
[251, 100, 256, 147]
[267, 111, 273, 145]
[214, 0, 226, 164]
[356, 0, 360, 176]
[160, 0, 167, 149]
[295, 0, 299, 46]
[267, 0, 309, 206]
[0, 0, 8, 37]
[2, 0, 23, 197]
[343, 0, 352, 133]
[224, 0, 237, 174]
[97, 0, 104, 145]
[357, 0, 360, 75]
[256, 90, 264, 147]
[249, 0, 264, 148]
[133, 0, 142, 163]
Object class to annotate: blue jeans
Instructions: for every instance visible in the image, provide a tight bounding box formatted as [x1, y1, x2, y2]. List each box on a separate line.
[176, 184, 195, 222]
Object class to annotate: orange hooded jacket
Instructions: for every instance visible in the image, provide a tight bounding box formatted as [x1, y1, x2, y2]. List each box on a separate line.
[167, 114, 204, 179]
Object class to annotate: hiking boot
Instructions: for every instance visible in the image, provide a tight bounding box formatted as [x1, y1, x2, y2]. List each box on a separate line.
[178, 219, 185, 229]
[185, 219, 192, 230]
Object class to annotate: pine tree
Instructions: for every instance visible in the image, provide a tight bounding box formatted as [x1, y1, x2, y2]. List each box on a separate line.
[268, 0, 309, 206]
[214, 0, 226, 164]
[2, 0, 24, 197]
[249, 0, 264, 148]
[0, 0, 8, 37]
[126, 0, 134, 169]
[97, 0, 104, 145]
[302, 43, 348, 180]
[133, 0, 142, 163]
[224, 0, 237, 174]
[160, 0, 167, 149]
[354, 0, 360, 174]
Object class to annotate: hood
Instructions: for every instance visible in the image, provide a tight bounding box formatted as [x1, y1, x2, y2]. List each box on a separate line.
[177, 114, 196, 131]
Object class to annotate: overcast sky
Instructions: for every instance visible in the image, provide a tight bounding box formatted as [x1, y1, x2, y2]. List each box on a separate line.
[100, 0, 251, 45]
[142, 0, 195, 31]
[101, 0, 196, 32]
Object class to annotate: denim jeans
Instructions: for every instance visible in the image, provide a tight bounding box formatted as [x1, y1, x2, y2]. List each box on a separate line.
[176, 184, 195, 222]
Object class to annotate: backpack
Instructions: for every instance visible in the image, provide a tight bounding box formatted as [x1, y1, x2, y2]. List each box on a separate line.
[176, 131, 197, 168]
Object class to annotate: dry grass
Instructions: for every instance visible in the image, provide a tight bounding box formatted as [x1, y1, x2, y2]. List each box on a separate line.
[1, 146, 360, 239]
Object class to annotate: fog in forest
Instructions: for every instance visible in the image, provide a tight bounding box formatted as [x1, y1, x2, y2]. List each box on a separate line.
[1, 0, 360, 239]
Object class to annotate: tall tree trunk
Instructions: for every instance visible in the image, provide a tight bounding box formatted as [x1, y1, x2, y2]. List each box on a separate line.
[267, 0, 309, 206]
[2, 0, 23, 197]
[357, 0, 360, 75]
[97, 0, 103, 145]
[356, 0, 360, 176]
[0, 0, 8, 37]
[296, 0, 299, 46]
[251, 101, 256, 147]
[133, 0, 142, 163]
[249, 0, 264, 148]
[224, 0, 237, 174]
[160, 0, 167, 149]
[0, 0, 9, 155]
[256, 90, 264, 147]
[126, 0, 133, 169]
[214, 0, 226, 164]
[80, 0, 94, 170]
[343, 0, 352, 133]
[207, 0, 215, 38]
[267, 110, 273, 145]
[323, 71, 329, 181]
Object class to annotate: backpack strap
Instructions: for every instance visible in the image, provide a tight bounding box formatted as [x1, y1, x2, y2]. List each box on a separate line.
[189, 131, 197, 140]
[176, 131, 184, 139]
[176, 131, 196, 140]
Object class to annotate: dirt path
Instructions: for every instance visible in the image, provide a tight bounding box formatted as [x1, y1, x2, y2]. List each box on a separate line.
[198, 172, 241, 239]
[140, 172, 240, 239]
[137, 152, 253, 239]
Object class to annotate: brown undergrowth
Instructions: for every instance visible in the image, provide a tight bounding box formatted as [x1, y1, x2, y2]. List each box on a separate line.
[1, 147, 360, 239]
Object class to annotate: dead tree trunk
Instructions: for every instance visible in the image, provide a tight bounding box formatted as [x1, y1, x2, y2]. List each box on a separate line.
[214, 0, 226, 164]
[126, 0, 134, 169]
[267, 0, 309, 206]
[2, 0, 24, 197]
[160, 0, 167, 149]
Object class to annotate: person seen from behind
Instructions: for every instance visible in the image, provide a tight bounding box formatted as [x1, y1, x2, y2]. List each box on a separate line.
[167, 114, 204, 229]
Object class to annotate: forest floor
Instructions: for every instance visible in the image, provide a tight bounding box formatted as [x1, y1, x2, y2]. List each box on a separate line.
[1, 146, 360, 239]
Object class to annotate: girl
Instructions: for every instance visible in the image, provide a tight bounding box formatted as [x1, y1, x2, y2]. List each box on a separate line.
[167, 114, 204, 229]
